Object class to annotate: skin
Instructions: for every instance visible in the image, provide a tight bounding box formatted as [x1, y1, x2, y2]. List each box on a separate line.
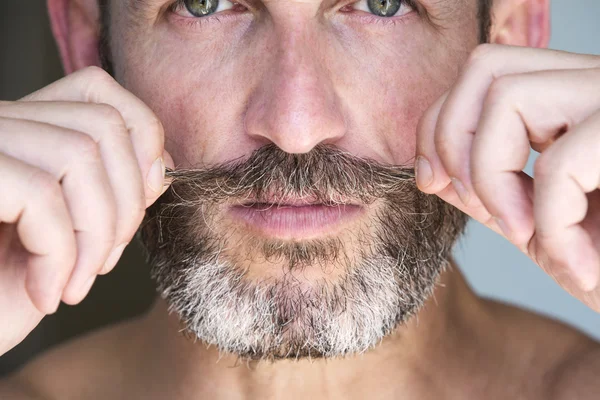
[0, 0, 600, 398]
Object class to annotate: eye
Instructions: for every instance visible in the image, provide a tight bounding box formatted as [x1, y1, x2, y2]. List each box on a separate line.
[173, 0, 235, 17]
[353, 0, 412, 17]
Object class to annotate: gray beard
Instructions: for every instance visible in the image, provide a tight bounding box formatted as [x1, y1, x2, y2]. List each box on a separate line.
[140, 144, 468, 360]
[146, 248, 453, 360]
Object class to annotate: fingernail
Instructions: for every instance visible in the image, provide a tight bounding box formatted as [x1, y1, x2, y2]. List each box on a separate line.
[451, 177, 470, 206]
[147, 157, 165, 194]
[103, 243, 127, 273]
[493, 216, 512, 240]
[415, 156, 433, 187]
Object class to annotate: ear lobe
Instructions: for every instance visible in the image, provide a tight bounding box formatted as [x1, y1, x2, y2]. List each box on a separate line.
[490, 0, 550, 48]
[48, 0, 101, 75]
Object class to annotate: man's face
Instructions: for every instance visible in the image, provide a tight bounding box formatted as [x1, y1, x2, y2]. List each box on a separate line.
[102, 0, 480, 359]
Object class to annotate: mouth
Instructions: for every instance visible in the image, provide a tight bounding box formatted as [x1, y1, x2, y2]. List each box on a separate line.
[228, 198, 365, 240]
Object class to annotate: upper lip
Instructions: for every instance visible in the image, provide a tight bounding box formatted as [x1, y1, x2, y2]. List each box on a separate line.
[232, 196, 359, 208]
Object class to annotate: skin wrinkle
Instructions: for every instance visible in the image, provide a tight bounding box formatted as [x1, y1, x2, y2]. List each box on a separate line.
[96, 0, 488, 365]
[102, 0, 481, 167]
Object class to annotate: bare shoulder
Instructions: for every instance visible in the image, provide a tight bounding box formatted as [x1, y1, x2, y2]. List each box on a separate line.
[0, 376, 47, 400]
[547, 342, 600, 400]
[482, 298, 600, 399]
[0, 316, 143, 400]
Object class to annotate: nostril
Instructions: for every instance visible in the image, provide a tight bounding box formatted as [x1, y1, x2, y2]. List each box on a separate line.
[243, 63, 347, 154]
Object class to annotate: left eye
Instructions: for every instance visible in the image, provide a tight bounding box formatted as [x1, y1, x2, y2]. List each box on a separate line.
[354, 0, 411, 17]
[174, 0, 235, 17]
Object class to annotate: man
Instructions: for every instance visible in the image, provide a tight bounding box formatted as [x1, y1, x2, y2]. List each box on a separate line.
[0, 0, 599, 397]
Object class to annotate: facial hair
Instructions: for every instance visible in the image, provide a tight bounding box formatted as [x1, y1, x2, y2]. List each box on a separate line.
[139, 144, 468, 361]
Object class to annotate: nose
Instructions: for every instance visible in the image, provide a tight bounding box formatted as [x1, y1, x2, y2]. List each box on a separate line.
[244, 24, 347, 154]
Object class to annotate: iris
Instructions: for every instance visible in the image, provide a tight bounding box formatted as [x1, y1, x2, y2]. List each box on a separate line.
[184, 0, 219, 17]
[367, 0, 401, 17]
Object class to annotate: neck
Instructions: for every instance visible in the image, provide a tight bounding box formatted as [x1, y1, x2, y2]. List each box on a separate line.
[130, 260, 493, 399]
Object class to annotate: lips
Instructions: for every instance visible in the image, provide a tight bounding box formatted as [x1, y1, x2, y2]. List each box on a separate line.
[228, 199, 364, 240]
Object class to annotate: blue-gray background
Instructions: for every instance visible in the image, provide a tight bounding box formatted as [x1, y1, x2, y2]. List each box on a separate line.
[457, 0, 600, 340]
[0, 0, 599, 376]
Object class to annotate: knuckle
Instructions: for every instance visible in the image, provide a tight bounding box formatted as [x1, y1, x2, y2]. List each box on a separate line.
[67, 133, 101, 165]
[464, 43, 497, 71]
[94, 104, 129, 140]
[81, 66, 113, 84]
[485, 76, 518, 106]
[95, 103, 125, 126]
[78, 66, 116, 100]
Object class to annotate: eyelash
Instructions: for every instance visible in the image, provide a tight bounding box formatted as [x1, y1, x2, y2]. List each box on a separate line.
[168, 0, 242, 27]
[168, 0, 418, 27]
[341, 0, 417, 26]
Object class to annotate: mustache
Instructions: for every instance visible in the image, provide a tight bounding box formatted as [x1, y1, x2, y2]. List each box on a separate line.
[162, 144, 417, 205]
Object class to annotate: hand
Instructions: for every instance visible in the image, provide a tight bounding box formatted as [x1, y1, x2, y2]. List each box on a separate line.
[415, 44, 600, 311]
[0, 67, 173, 356]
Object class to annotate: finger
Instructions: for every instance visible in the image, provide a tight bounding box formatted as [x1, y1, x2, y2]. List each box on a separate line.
[532, 110, 600, 292]
[22, 66, 169, 205]
[0, 117, 117, 304]
[416, 91, 496, 225]
[471, 69, 600, 247]
[428, 45, 599, 205]
[0, 152, 76, 314]
[416, 91, 451, 193]
[0, 101, 146, 273]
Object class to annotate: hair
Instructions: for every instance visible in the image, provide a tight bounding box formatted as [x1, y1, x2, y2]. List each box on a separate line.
[98, 0, 494, 72]
[140, 144, 468, 360]
[478, 0, 494, 43]
[98, 0, 112, 75]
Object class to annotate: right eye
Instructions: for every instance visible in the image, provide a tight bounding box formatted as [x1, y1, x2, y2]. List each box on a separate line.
[353, 0, 414, 18]
[173, 0, 235, 18]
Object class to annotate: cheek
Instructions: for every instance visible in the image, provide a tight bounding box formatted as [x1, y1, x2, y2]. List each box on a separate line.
[330, 21, 474, 165]
[117, 27, 266, 167]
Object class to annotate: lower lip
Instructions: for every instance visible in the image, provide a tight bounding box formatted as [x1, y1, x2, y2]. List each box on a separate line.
[229, 203, 364, 239]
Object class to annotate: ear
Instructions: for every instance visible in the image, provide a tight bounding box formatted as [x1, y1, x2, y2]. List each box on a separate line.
[490, 0, 550, 48]
[47, 0, 101, 74]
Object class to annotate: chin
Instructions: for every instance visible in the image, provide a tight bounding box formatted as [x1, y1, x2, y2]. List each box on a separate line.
[143, 228, 451, 360]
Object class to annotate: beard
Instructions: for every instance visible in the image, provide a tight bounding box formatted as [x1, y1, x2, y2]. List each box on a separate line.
[139, 144, 468, 361]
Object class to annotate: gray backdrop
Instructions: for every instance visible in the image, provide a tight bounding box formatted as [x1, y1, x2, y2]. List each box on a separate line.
[0, 0, 599, 376]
